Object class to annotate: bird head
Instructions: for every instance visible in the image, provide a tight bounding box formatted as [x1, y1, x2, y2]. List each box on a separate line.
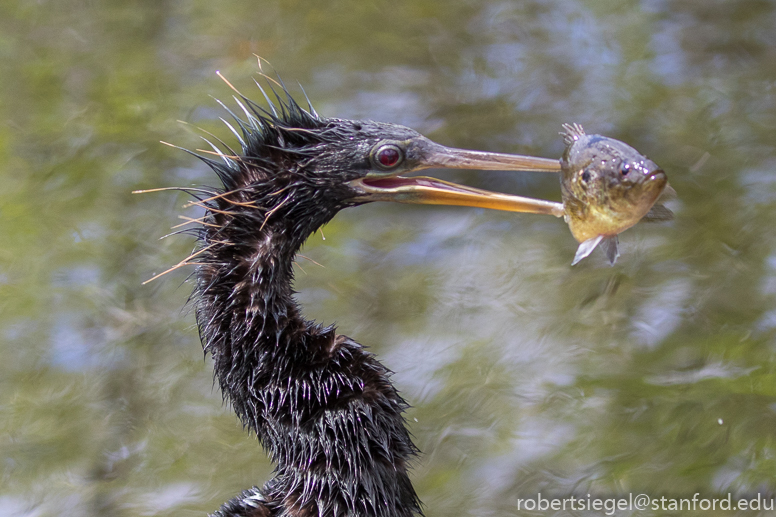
[188, 82, 564, 245]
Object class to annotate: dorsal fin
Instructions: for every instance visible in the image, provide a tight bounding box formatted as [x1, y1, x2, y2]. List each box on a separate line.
[561, 123, 586, 147]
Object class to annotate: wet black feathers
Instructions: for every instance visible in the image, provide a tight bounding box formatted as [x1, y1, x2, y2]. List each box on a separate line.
[183, 82, 422, 517]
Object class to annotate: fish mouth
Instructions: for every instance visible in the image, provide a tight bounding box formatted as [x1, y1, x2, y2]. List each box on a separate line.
[348, 142, 565, 217]
[649, 169, 667, 183]
[644, 169, 668, 195]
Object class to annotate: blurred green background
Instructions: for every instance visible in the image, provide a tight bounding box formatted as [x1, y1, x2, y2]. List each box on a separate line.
[1, 0, 776, 515]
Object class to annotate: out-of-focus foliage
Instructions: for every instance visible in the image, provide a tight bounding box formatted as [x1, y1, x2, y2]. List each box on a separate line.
[1, 0, 775, 515]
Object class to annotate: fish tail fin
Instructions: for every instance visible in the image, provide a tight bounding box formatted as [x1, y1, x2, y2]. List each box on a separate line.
[561, 123, 586, 146]
[572, 234, 604, 265]
[601, 235, 620, 265]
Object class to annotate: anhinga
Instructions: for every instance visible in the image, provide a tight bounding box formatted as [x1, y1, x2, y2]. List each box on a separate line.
[157, 77, 563, 517]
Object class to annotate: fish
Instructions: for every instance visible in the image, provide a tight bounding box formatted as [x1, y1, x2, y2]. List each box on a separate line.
[560, 123, 672, 265]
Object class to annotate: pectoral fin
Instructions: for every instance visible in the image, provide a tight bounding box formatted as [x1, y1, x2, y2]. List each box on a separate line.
[600, 235, 620, 265]
[658, 184, 677, 201]
[572, 235, 605, 265]
[642, 183, 676, 223]
[572, 235, 620, 266]
[642, 203, 674, 222]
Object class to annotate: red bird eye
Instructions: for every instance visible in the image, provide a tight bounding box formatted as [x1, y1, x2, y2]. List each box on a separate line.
[375, 145, 403, 169]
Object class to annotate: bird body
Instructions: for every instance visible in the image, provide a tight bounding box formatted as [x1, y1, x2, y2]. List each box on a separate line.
[193, 108, 422, 517]
[171, 79, 563, 516]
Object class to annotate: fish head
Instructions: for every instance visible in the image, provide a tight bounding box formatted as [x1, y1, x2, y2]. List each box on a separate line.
[560, 124, 667, 242]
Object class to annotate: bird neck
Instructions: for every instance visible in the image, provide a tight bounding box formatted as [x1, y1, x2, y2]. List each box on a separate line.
[197, 218, 324, 417]
[196, 216, 421, 517]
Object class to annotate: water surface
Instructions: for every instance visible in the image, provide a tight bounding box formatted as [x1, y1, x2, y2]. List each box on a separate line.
[2, 1, 776, 515]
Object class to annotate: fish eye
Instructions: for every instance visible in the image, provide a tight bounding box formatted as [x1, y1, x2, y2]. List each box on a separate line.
[373, 144, 404, 170]
[620, 164, 631, 176]
[581, 170, 592, 183]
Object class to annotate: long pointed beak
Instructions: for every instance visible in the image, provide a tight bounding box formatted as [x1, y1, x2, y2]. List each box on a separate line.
[418, 142, 562, 173]
[348, 142, 565, 217]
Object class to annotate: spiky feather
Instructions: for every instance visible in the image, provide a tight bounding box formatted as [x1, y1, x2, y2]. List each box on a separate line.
[184, 81, 422, 517]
